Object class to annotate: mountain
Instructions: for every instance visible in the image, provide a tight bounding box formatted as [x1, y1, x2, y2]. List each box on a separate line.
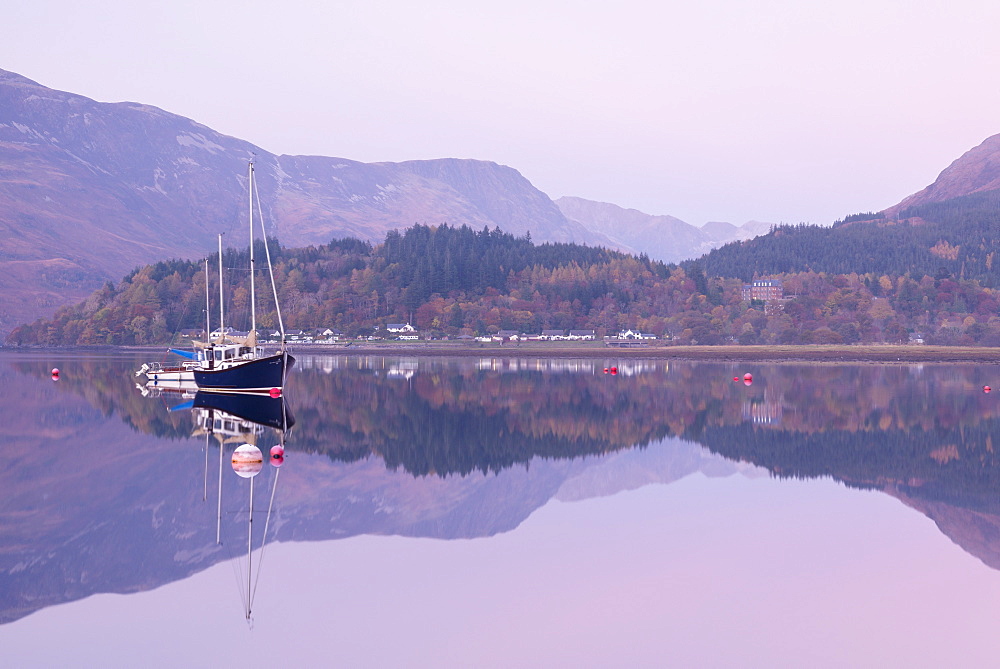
[885, 133, 1000, 217]
[555, 196, 771, 264]
[699, 131, 1000, 282]
[0, 68, 613, 337]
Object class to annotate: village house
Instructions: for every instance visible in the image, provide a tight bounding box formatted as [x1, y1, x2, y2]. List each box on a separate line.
[540, 329, 567, 340]
[315, 328, 343, 342]
[567, 329, 596, 340]
[617, 329, 657, 340]
[386, 323, 416, 333]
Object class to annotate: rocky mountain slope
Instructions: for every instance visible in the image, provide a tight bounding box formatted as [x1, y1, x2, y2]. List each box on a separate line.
[884, 132, 1000, 216]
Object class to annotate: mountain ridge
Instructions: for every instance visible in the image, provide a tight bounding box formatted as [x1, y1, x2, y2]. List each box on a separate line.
[885, 133, 1000, 217]
[556, 195, 772, 263]
[0, 68, 620, 335]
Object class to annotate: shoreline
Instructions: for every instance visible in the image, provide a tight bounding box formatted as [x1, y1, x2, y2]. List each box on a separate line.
[288, 343, 1000, 363]
[11, 343, 1000, 364]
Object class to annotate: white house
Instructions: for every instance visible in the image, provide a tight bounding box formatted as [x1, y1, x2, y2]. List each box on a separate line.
[618, 329, 657, 340]
[386, 323, 416, 333]
[567, 329, 596, 340]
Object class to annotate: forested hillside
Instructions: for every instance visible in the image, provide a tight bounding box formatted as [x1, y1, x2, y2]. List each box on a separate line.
[8, 222, 1000, 347]
[701, 189, 1000, 284]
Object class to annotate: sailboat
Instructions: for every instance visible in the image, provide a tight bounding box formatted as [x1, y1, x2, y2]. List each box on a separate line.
[194, 160, 295, 394]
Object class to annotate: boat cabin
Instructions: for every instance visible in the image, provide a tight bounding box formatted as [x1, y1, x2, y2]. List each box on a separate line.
[205, 342, 260, 368]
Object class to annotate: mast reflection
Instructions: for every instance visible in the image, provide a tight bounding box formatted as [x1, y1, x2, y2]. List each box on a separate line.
[192, 392, 294, 623]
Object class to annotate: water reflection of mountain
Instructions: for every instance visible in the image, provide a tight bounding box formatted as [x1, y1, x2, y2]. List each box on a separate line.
[5, 352, 1000, 623]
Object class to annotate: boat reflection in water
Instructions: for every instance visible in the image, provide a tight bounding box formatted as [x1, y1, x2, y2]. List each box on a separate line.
[187, 391, 295, 623]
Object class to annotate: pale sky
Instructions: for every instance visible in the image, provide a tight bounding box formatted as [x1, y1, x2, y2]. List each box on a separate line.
[4, 0, 1000, 227]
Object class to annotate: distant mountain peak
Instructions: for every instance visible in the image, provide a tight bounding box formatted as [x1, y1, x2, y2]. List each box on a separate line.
[555, 196, 772, 264]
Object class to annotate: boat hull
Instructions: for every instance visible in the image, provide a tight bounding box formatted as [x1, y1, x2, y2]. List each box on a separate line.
[193, 352, 295, 393]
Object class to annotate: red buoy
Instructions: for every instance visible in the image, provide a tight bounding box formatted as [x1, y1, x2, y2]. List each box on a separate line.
[985, 385, 992, 394]
[733, 376, 739, 382]
[270, 445, 285, 467]
[610, 366, 618, 375]
[269, 387, 281, 398]
[743, 373, 752, 382]
[603, 368, 609, 374]
[51, 368, 60, 377]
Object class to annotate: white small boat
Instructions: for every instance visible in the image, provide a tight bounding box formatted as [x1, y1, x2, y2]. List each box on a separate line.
[135, 351, 204, 382]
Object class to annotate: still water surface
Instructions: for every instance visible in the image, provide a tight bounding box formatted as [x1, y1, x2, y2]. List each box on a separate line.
[3, 351, 1000, 667]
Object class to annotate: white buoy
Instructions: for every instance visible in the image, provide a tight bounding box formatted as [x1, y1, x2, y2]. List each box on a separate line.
[232, 444, 263, 478]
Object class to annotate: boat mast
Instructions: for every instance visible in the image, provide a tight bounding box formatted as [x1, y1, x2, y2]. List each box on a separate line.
[217, 234, 225, 344]
[253, 175, 287, 352]
[248, 161, 257, 344]
[204, 259, 210, 348]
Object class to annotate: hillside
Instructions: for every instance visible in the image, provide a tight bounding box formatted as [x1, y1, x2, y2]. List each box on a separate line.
[885, 133, 1000, 215]
[0, 68, 614, 336]
[700, 186, 1000, 285]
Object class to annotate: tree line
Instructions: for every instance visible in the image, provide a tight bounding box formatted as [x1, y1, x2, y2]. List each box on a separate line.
[8, 219, 1000, 347]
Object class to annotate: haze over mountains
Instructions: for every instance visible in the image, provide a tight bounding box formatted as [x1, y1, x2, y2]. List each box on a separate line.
[555, 196, 772, 262]
[2, 66, 1000, 336]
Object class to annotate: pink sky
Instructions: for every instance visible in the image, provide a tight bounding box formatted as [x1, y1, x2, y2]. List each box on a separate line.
[4, 1, 1000, 227]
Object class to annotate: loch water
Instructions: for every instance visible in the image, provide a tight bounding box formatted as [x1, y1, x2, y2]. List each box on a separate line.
[3, 350, 1000, 667]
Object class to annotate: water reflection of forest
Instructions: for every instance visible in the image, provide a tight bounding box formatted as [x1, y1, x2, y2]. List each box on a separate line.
[25, 353, 1000, 495]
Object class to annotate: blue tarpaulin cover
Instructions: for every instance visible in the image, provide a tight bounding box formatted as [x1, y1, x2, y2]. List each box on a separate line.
[168, 348, 199, 360]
